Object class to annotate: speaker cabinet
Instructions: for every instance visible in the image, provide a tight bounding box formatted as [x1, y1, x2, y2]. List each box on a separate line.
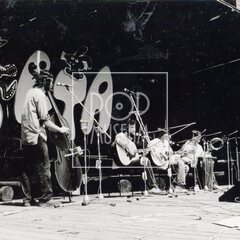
[219, 181, 240, 202]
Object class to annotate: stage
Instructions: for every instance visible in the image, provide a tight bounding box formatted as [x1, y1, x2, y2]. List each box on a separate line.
[0, 187, 239, 240]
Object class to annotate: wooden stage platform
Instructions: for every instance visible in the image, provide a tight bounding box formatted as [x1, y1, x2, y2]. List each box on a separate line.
[0, 188, 239, 240]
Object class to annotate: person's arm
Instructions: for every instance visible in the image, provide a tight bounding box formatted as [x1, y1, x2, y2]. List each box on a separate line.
[44, 120, 70, 134]
[35, 91, 70, 134]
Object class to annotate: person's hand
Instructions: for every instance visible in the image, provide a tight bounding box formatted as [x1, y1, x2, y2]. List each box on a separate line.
[59, 126, 70, 134]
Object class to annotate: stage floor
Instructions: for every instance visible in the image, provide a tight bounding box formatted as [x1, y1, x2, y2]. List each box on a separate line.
[0, 187, 239, 240]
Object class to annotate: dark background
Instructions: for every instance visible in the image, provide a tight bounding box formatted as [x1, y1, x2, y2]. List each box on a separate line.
[0, 0, 240, 138]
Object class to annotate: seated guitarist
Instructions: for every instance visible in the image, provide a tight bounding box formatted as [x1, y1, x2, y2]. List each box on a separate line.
[114, 116, 162, 194]
[181, 130, 204, 167]
[155, 129, 189, 192]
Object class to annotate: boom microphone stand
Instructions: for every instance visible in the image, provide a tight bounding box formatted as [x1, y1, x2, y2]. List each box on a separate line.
[128, 93, 152, 195]
[59, 85, 111, 204]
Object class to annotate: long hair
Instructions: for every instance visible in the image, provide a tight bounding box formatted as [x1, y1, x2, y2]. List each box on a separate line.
[33, 70, 53, 91]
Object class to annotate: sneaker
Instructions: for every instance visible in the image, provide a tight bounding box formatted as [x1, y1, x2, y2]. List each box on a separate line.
[23, 199, 31, 207]
[23, 198, 39, 207]
[174, 185, 188, 193]
[38, 193, 53, 203]
[148, 187, 163, 194]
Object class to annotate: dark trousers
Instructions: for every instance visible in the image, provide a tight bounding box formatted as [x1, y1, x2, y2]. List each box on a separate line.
[21, 135, 52, 200]
[130, 158, 157, 189]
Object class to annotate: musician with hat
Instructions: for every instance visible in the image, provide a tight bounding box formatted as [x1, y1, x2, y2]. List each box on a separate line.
[21, 69, 70, 206]
[179, 130, 205, 190]
[181, 130, 204, 167]
[152, 129, 189, 193]
[113, 115, 162, 194]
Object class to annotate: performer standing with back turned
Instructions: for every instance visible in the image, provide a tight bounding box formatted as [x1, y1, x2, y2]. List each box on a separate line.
[21, 69, 70, 206]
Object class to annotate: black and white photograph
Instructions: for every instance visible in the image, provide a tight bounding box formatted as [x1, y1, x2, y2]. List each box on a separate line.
[0, 0, 240, 239]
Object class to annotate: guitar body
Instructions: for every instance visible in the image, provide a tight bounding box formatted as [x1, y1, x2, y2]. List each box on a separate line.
[148, 138, 169, 169]
[115, 132, 138, 166]
[180, 140, 202, 167]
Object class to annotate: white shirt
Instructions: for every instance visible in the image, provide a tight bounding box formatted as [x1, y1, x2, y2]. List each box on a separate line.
[21, 88, 50, 145]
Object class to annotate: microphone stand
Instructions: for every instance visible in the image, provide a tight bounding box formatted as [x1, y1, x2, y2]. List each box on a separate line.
[128, 93, 152, 196]
[226, 137, 231, 188]
[141, 138, 148, 196]
[202, 138, 208, 191]
[96, 126, 104, 199]
[63, 86, 111, 204]
[236, 138, 240, 181]
[81, 120, 90, 205]
[192, 152, 198, 193]
[226, 130, 238, 188]
[171, 122, 196, 137]
[168, 122, 196, 130]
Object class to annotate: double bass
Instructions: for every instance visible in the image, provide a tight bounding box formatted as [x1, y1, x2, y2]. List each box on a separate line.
[29, 64, 82, 193]
[47, 90, 82, 193]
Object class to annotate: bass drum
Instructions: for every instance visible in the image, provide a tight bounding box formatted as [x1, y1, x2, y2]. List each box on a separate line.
[113, 132, 138, 166]
[148, 138, 168, 170]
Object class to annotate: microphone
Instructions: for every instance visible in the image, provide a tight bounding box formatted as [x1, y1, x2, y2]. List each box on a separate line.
[229, 130, 238, 136]
[201, 129, 207, 134]
[56, 82, 73, 87]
